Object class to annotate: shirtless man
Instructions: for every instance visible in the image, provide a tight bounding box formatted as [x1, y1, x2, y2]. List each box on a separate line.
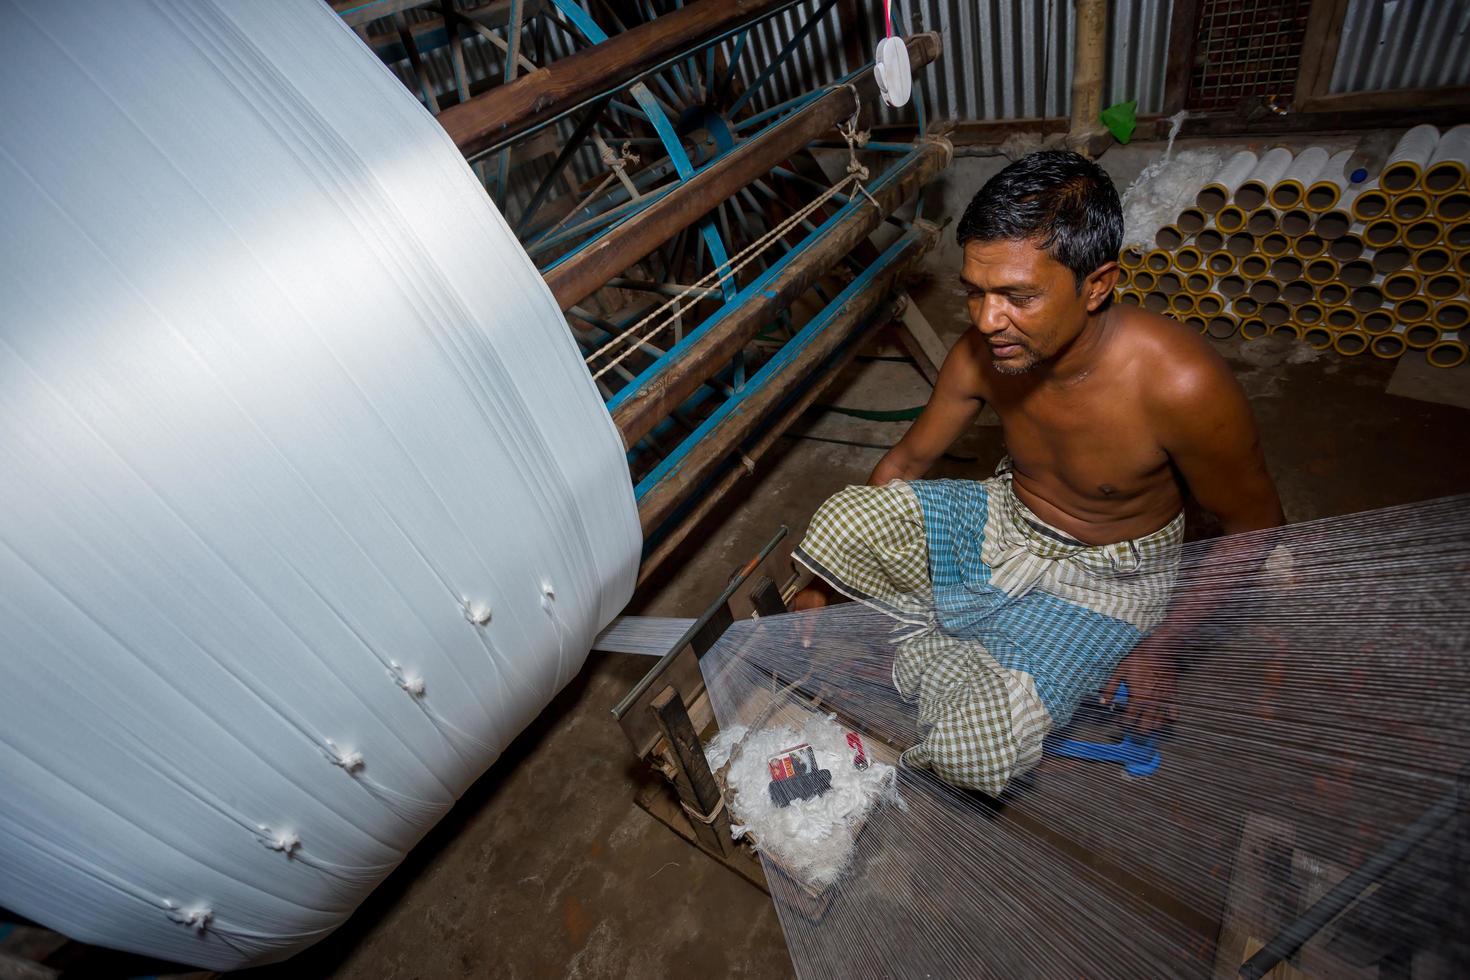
[791, 150, 1283, 795]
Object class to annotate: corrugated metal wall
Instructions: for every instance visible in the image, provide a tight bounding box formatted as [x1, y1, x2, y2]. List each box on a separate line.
[369, 1, 1176, 135]
[1330, 0, 1470, 94]
[729, 0, 1173, 123]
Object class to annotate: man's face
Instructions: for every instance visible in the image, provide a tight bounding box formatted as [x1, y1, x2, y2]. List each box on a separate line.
[960, 238, 1110, 375]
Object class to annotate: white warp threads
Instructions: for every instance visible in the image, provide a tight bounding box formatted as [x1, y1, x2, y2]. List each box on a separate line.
[0, 0, 637, 969]
[699, 494, 1470, 978]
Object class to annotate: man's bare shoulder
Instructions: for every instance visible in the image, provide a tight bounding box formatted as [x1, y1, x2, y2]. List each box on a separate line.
[1109, 303, 1239, 409]
[942, 327, 994, 397]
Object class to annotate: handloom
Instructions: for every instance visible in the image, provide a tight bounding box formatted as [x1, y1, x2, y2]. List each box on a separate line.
[693, 493, 1470, 978]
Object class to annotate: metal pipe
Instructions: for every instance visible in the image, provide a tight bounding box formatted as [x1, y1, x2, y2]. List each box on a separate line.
[543, 32, 942, 311]
[610, 138, 950, 447]
[438, 0, 808, 158]
[635, 223, 938, 534]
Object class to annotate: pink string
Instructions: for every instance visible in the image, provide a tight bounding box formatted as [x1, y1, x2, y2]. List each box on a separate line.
[884, 0, 892, 38]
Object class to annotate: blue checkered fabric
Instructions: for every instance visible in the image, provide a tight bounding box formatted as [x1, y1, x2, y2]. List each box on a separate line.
[909, 475, 1181, 727]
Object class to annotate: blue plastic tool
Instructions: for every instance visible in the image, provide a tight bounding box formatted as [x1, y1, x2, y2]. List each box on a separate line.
[1043, 681, 1163, 777]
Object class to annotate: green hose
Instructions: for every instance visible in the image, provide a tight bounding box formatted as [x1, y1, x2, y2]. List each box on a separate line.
[818, 404, 925, 422]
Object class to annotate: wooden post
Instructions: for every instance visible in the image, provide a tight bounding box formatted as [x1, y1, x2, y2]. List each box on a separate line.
[1160, 0, 1202, 119]
[1067, 0, 1108, 154]
[609, 135, 951, 446]
[749, 576, 788, 618]
[1293, 0, 1351, 111]
[893, 297, 949, 386]
[650, 685, 732, 857]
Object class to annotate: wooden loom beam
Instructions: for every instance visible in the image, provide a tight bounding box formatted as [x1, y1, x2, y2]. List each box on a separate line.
[609, 135, 952, 448]
[437, 0, 807, 158]
[544, 31, 943, 313]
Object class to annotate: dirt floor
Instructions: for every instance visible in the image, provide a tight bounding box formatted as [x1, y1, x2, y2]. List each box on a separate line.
[235, 244, 1470, 978]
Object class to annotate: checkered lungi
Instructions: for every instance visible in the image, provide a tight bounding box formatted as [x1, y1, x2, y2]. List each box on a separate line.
[794, 460, 1183, 795]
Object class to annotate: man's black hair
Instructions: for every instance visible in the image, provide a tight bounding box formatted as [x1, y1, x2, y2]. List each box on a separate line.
[955, 150, 1123, 297]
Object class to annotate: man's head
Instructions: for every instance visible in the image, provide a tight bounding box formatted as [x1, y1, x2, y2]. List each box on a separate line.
[956, 150, 1122, 375]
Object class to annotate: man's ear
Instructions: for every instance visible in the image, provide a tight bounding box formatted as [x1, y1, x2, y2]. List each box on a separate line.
[1085, 261, 1119, 312]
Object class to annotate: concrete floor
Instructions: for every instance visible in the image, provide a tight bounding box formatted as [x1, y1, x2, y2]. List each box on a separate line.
[222, 139, 1469, 979]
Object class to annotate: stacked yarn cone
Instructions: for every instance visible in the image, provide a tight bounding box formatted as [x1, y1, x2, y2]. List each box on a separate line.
[1118, 125, 1470, 368]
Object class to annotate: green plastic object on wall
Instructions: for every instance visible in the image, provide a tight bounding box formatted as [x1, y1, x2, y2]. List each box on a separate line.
[1101, 100, 1138, 144]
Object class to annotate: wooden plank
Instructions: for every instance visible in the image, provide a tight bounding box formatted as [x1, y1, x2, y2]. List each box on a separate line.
[1161, 0, 1202, 116]
[635, 308, 885, 584]
[1299, 86, 1470, 114]
[608, 137, 949, 444]
[1293, 0, 1351, 110]
[651, 685, 733, 856]
[635, 246, 929, 535]
[617, 643, 706, 759]
[438, 0, 808, 157]
[1176, 103, 1470, 137]
[894, 295, 949, 386]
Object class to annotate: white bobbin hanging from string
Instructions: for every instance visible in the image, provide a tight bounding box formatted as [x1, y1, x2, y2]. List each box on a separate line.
[873, 1, 912, 108]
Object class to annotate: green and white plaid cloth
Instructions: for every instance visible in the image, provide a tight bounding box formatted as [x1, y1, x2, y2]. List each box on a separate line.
[795, 460, 1183, 795]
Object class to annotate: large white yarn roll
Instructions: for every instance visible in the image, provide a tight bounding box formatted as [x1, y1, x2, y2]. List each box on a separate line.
[0, 0, 637, 970]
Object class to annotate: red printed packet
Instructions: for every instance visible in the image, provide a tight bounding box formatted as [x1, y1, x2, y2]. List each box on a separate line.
[767, 743, 818, 782]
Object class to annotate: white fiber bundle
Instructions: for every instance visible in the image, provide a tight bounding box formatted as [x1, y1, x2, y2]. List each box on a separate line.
[0, 0, 637, 970]
[1121, 150, 1224, 252]
[707, 715, 897, 889]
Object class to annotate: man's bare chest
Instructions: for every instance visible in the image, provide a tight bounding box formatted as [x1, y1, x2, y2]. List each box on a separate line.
[990, 391, 1171, 500]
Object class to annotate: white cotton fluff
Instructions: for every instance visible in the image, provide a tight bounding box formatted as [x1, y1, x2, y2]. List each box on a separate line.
[1121, 148, 1223, 251]
[1119, 112, 1220, 252]
[705, 714, 896, 889]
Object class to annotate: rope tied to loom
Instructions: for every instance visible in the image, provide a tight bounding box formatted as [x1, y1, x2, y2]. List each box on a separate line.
[545, 141, 640, 238]
[585, 95, 876, 382]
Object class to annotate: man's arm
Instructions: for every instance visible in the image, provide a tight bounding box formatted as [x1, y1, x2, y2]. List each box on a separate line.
[1106, 340, 1285, 729]
[868, 333, 987, 486]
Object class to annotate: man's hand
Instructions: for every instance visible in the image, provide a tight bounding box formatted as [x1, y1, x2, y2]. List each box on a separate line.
[1103, 637, 1179, 733]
